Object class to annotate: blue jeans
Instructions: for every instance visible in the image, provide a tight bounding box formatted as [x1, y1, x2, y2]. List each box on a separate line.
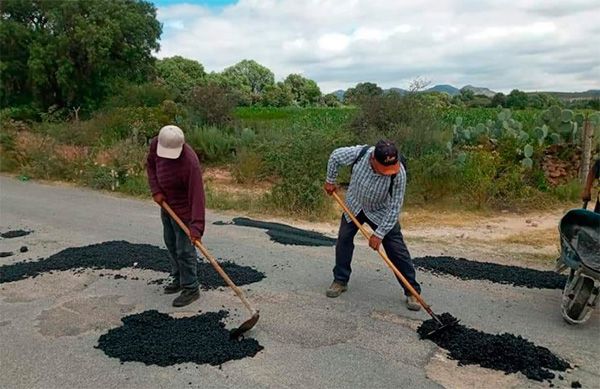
[161, 209, 199, 290]
[333, 212, 421, 296]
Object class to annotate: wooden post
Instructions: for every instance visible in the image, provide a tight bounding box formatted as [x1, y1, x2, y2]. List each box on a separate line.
[580, 114, 592, 183]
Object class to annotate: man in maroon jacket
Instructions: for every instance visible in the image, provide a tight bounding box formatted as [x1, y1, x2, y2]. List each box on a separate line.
[147, 125, 205, 307]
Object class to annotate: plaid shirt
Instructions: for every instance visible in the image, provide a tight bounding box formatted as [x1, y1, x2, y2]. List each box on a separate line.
[326, 145, 406, 239]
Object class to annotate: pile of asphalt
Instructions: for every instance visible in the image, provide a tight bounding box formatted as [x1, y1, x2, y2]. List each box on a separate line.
[1, 230, 32, 239]
[0, 252, 13, 258]
[214, 217, 336, 247]
[0, 241, 265, 289]
[418, 313, 570, 381]
[413, 256, 566, 289]
[96, 310, 263, 366]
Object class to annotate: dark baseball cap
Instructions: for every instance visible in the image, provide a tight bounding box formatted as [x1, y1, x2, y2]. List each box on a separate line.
[373, 140, 400, 175]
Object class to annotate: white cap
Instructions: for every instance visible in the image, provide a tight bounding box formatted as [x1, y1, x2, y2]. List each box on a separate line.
[157, 125, 184, 159]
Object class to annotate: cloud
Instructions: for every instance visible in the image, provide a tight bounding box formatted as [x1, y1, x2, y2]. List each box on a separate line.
[156, 0, 600, 92]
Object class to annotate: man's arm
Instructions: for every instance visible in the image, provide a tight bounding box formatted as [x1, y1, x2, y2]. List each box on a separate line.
[146, 138, 162, 197]
[374, 167, 406, 239]
[326, 145, 367, 184]
[187, 154, 206, 241]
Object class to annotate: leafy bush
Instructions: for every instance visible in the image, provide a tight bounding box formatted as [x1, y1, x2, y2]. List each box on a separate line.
[407, 153, 458, 202]
[232, 148, 265, 184]
[186, 126, 236, 163]
[187, 84, 236, 127]
[456, 151, 498, 208]
[352, 93, 447, 158]
[262, 127, 354, 216]
[105, 82, 175, 108]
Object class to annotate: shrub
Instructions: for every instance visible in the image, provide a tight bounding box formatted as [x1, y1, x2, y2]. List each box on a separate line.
[105, 82, 175, 108]
[408, 153, 458, 202]
[351, 93, 447, 158]
[232, 148, 264, 184]
[456, 151, 498, 208]
[186, 125, 236, 163]
[263, 127, 354, 216]
[187, 84, 236, 127]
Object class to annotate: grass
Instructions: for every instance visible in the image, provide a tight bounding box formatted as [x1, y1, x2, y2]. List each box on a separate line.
[501, 228, 559, 249]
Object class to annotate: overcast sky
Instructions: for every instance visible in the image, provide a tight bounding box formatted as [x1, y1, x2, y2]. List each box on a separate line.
[154, 0, 600, 93]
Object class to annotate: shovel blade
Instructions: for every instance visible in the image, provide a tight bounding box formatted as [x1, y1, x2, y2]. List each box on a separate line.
[421, 318, 460, 339]
[230, 312, 260, 340]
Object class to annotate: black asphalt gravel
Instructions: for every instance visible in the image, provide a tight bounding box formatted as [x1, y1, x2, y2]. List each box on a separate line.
[0, 241, 265, 289]
[96, 310, 263, 366]
[0, 230, 32, 239]
[214, 218, 337, 246]
[413, 256, 566, 289]
[417, 313, 570, 381]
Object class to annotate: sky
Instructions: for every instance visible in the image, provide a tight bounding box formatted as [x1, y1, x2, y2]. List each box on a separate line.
[153, 0, 600, 93]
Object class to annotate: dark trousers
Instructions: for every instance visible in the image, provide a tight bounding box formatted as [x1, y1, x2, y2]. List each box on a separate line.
[161, 209, 199, 290]
[333, 212, 421, 296]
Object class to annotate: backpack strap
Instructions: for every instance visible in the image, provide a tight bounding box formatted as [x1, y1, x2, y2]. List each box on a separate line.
[352, 145, 371, 171]
[389, 174, 396, 197]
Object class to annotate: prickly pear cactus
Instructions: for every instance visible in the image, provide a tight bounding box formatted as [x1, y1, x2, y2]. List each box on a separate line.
[540, 105, 581, 145]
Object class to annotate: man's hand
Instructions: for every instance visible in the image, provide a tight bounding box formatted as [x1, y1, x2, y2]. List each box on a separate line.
[581, 189, 592, 202]
[153, 192, 166, 205]
[190, 232, 202, 244]
[369, 235, 382, 251]
[324, 182, 337, 195]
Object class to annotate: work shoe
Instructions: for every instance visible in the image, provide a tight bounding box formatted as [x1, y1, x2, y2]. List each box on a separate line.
[406, 295, 422, 311]
[326, 281, 347, 298]
[173, 288, 200, 307]
[163, 281, 182, 295]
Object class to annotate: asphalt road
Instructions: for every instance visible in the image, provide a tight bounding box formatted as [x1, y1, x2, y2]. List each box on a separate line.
[1, 176, 598, 389]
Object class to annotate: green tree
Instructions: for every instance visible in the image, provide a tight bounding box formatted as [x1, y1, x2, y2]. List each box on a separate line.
[321, 93, 341, 107]
[156, 56, 205, 99]
[283, 74, 321, 106]
[344, 82, 383, 104]
[220, 59, 274, 97]
[459, 89, 475, 102]
[528, 93, 561, 109]
[261, 82, 293, 107]
[506, 89, 529, 109]
[0, 0, 162, 110]
[490, 92, 507, 108]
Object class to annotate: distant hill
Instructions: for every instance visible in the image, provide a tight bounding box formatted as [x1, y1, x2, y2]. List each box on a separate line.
[425, 84, 460, 96]
[533, 90, 600, 101]
[384, 87, 407, 95]
[461, 85, 496, 97]
[329, 85, 599, 101]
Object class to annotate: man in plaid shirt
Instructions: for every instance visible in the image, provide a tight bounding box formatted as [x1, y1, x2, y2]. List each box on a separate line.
[324, 140, 421, 311]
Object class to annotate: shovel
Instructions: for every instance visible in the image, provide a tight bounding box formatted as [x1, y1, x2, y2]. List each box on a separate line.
[331, 191, 458, 338]
[161, 201, 259, 340]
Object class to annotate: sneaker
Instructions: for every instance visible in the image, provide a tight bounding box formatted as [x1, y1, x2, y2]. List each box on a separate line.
[173, 288, 200, 307]
[406, 295, 422, 311]
[326, 281, 347, 298]
[163, 281, 182, 295]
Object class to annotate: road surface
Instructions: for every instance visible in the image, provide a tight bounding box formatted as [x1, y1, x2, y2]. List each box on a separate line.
[0, 176, 598, 389]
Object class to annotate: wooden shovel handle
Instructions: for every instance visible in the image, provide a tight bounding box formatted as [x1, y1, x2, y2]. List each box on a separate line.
[331, 192, 432, 311]
[160, 201, 255, 314]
